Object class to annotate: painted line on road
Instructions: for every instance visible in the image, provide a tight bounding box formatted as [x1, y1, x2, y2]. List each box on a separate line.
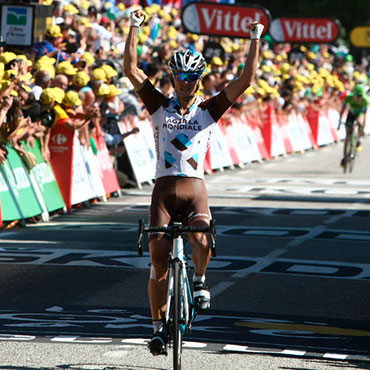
[212, 249, 288, 299]
[210, 282, 235, 298]
[232, 249, 287, 279]
[287, 226, 326, 247]
[324, 210, 357, 225]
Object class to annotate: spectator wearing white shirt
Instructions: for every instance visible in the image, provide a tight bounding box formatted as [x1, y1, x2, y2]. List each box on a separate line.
[31, 70, 51, 100]
[87, 5, 113, 53]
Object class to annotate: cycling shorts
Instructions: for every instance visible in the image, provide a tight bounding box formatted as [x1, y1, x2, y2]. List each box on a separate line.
[149, 176, 211, 236]
[345, 111, 362, 127]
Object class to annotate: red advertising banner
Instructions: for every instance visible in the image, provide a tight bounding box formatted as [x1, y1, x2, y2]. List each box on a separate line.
[181, 2, 271, 38]
[94, 135, 120, 195]
[48, 125, 75, 211]
[270, 17, 340, 43]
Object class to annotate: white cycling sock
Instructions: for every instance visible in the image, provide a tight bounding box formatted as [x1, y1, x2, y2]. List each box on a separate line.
[193, 273, 205, 283]
[152, 320, 163, 333]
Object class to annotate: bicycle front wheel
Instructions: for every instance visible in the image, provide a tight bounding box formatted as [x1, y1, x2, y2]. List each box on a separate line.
[173, 259, 182, 370]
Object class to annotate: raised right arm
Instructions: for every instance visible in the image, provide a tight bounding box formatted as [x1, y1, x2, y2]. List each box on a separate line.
[123, 10, 148, 91]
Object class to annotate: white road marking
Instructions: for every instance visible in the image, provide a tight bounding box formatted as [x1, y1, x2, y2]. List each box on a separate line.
[287, 225, 326, 247]
[232, 249, 287, 279]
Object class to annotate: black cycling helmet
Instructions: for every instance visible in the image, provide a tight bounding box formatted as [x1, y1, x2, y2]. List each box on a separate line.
[168, 50, 206, 73]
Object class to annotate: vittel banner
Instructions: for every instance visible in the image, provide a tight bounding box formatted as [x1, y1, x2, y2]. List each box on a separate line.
[181, 2, 271, 39]
[270, 17, 340, 43]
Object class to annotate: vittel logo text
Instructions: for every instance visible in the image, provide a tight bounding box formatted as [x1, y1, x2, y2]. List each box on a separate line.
[182, 3, 270, 39]
[200, 9, 262, 33]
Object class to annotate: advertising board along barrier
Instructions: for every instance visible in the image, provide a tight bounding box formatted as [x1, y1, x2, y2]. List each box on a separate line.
[0, 145, 43, 221]
[181, 2, 271, 38]
[70, 134, 97, 207]
[94, 135, 120, 195]
[48, 124, 75, 211]
[22, 139, 65, 214]
[0, 162, 23, 223]
[270, 17, 340, 43]
[122, 122, 155, 189]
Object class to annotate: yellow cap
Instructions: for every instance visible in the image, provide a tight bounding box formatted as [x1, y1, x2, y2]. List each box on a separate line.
[96, 83, 110, 96]
[107, 84, 122, 98]
[19, 83, 32, 93]
[64, 4, 79, 14]
[0, 51, 17, 65]
[169, 40, 178, 49]
[307, 51, 317, 60]
[79, 52, 95, 67]
[72, 71, 90, 87]
[280, 62, 290, 74]
[101, 65, 118, 79]
[62, 90, 82, 107]
[56, 61, 78, 75]
[79, 17, 92, 28]
[81, 1, 91, 10]
[261, 65, 272, 73]
[40, 87, 58, 105]
[262, 50, 274, 59]
[16, 54, 33, 67]
[52, 87, 65, 104]
[91, 68, 107, 81]
[46, 25, 63, 38]
[117, 3, 126, 11]
[211, 56, 223, 66]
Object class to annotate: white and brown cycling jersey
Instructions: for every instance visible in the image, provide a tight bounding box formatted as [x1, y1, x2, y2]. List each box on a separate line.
[137, 79, 233, 180]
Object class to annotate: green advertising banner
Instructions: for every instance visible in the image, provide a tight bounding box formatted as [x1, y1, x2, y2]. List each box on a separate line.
[0, 145, 43, 220]
[22, 140, 65, 212]
[0, 164, 23, 221]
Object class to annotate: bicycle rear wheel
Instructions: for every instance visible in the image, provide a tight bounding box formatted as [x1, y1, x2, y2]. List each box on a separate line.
[173, 259, 182, 370]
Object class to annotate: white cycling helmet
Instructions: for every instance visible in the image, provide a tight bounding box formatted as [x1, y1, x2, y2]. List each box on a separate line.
[168, 50, 206, 73]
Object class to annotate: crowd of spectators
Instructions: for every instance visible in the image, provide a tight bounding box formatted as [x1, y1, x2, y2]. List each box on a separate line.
[0, 0, 369, 187]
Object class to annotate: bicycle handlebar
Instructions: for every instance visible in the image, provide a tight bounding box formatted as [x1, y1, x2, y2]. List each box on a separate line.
[137, 219, 217, 257]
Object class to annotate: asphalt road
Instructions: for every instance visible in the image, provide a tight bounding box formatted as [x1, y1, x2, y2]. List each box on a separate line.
[0, 137, 370, 370]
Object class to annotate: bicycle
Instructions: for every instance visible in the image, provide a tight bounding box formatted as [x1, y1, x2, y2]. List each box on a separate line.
[137, 219, 216, 370]
[339, 120, 360, 174]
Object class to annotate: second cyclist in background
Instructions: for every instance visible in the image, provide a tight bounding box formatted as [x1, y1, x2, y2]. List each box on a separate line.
[339, 85, 369, 167]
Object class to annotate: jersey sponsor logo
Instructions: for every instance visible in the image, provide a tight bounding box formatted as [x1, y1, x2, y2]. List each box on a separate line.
[163, 118, 202, 131]
[171, 133, 192, 151]
[187, 154, 199, 170]
[164, 151, 176, 168]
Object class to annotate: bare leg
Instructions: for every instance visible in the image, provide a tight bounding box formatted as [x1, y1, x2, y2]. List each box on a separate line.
[148, 235, 171, 320]
[188, 217, 211, 276]
[343, 126, 351, 157]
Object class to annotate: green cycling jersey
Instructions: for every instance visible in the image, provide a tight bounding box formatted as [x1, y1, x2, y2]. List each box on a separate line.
[344, 93, 369, 115]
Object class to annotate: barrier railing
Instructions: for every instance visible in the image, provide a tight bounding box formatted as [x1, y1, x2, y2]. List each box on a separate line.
[1, 105, 368, 228]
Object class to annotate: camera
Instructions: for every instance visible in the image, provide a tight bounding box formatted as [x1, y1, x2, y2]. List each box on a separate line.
[39, 108, 56, 128]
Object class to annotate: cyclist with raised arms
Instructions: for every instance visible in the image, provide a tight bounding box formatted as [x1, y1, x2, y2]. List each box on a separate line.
[124, 9, 264, 356]
[339, 85, 369, 167]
